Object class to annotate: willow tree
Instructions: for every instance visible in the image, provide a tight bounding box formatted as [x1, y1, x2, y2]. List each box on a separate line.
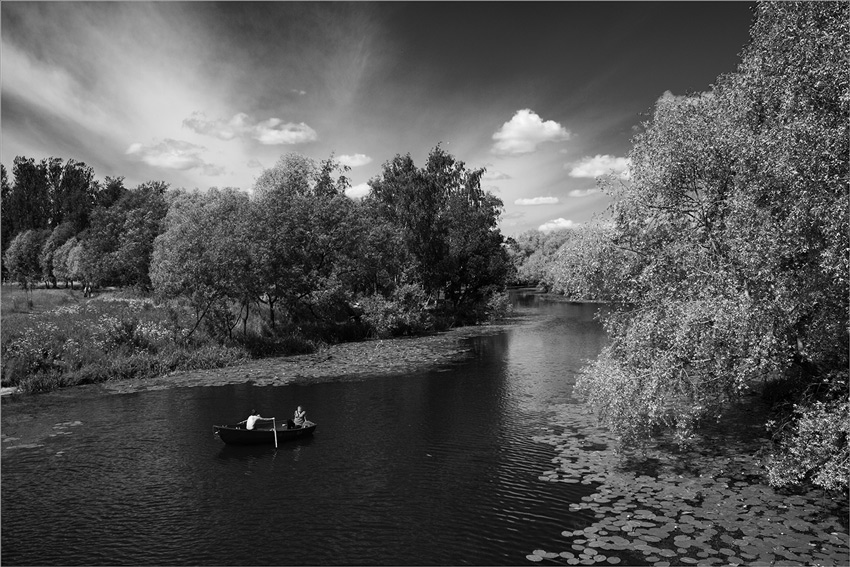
[575, 1, 848, 491]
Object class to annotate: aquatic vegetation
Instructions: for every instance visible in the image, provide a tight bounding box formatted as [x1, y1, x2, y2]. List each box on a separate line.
[525, 403, 848, 566]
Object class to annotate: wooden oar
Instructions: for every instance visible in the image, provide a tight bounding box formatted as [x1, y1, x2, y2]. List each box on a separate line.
[272, 418, 278, 448]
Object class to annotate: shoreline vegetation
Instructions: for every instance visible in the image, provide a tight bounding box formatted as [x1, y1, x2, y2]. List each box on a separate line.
[0, 283, 523, 398]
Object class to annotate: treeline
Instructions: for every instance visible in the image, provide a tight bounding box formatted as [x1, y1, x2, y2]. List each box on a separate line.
[2, 146, 513, 388]
[513, 2, 849, 494]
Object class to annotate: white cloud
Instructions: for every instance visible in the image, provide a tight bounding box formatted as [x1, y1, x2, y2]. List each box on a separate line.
[568, 188, 600, 198]
[482, 169, 511, 180]
[345, 182, 371, 200]
[339, 153, 373, 168]
[126, 138, 224, 175]
[515, 197, 560, 206]
[183, 111, 317, 145]
[568, 155, 630, 179]
[247, 159, 263, 169]
[539, 218, 578, 232]
[491, 109, 570, 155]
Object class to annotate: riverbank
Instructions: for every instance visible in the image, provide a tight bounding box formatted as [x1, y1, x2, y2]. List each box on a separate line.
[100, 318, 526, 395]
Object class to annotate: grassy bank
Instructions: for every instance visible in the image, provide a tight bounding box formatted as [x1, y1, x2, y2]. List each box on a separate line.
[1, 285, 512, 395]
[1, 285, 262, 394]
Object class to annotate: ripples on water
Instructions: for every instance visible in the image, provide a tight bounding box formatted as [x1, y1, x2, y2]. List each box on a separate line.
[2, 295, 608, 565]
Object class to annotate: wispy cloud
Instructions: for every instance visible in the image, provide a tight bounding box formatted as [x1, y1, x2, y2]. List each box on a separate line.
[247, 159, 264, 169]
[345, 182, 371, 200]
[2, 39, 113, 139]
[126, 139, 225, 175]
[482, 168, 511, 180]
[183, 112, 318, 145]
[568, 188, 600, 198]
[515, 196, 559, 206]
[491, 109, 570, 155]
[539, 218, 578, 232]
[567, 154, 630, 179]
[338, 153, 373, 167]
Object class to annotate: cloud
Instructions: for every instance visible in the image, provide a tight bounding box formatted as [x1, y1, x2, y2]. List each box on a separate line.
[183, 111, 318, 145]
[247, 159, 264, 169]
[568, 188, 600, 198]
[515, 197, 560, 206]
[491, 109, 570, 155]
[567, 155, 630, 179]
[345, 182, 371, 200]
[126, 138, 224, 175]
[2, 39, 114, 139]
[291, 89, 307, 96]
[339, 153, 373, 168]
[482, 169, 511, 180]
[539, 218, 578, 232]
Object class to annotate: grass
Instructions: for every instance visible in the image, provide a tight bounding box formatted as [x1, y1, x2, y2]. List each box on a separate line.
[1, 284, 251, 394]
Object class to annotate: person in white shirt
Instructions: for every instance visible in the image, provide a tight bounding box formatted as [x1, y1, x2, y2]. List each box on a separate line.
[240, 410, 273, 430]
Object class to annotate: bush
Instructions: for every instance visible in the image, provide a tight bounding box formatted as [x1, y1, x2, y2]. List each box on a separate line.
[359, 284, 433, 338]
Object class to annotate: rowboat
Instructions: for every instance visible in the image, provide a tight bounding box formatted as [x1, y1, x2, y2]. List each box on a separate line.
[214, 420, 317, 445]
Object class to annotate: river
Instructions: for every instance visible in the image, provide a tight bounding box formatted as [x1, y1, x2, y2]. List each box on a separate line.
[2, 292, 847, 566]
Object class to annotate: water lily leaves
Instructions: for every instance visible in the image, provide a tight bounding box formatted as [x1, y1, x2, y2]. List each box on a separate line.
[528, 403, 848, 567]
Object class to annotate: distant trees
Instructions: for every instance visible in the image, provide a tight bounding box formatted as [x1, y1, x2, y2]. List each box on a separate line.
[562, 1, 848, 492]
[1, 157, 164, 291]
[4, 229, 51, 290]
[507, 229, 573, 288]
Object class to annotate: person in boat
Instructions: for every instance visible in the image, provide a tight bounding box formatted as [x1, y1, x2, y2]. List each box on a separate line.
[239, 410, 273, 430]
[293, 406, 307, 428]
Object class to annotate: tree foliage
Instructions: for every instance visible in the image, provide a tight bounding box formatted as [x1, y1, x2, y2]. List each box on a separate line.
[571, 1, 848, 492]
[368, 145, 510, 321]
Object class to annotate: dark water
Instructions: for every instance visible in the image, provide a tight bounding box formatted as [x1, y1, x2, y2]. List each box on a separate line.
[1, 294, 608, 565]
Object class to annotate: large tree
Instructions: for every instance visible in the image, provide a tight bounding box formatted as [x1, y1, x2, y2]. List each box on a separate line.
[574, 1, 848, 491]
[252, 154, 361, 328]
[368, 145, 510, 321]
[151, 187, 254, 340]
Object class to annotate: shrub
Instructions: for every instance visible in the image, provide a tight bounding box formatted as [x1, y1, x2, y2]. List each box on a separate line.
[359, 284, 433, 338]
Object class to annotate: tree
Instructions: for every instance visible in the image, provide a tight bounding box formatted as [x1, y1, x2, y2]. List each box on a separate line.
[368, 145, 510, 322]
[39, 222, 77, 287]
[251, 153, 363, 329]
[52, 236, 78, 289]
[574, 1, 848, 492]
[4, 157, 51, 238]
[82, 181, 169, 289]
[4, 229, 51, 290]
[43, 158, 97, 233]
[151, 188, 254, 340]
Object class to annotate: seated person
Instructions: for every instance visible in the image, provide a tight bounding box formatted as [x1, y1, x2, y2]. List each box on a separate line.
[293, 406, 307, 427]
[239, 410, 273, 430]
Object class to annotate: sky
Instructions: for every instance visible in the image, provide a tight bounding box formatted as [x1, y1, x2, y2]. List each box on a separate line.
[1, 1, 756, 237]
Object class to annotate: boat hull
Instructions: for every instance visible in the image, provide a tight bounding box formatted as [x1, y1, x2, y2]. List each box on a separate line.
[214, 421, 317, 445]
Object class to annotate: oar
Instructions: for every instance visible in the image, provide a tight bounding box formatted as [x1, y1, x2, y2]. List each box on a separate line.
[272, 418, 278, 448]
